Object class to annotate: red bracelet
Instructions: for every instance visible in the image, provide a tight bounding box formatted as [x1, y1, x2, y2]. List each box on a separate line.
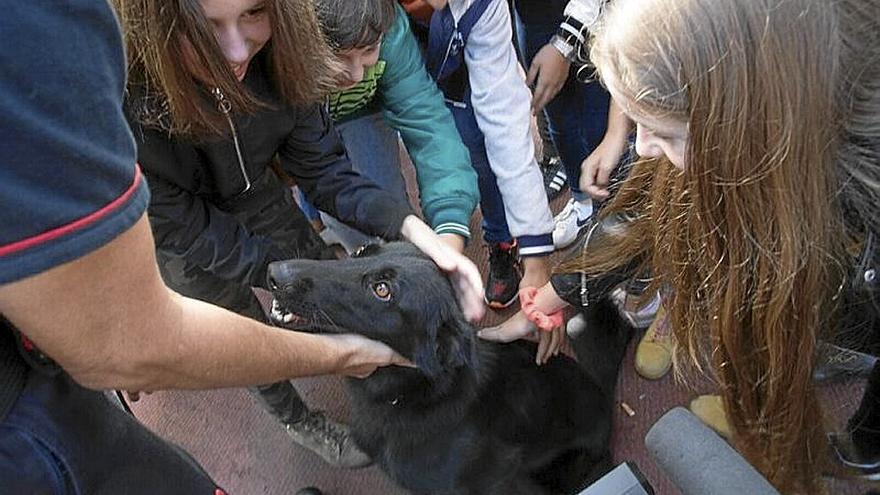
[519, 287, 564, 332]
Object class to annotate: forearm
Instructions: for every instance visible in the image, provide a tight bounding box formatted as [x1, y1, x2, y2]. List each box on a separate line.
[99, 294, 350, 391]
[532, 281, 569, 314]
[0, 215, 352, 391]
[602, 98, 632, 143]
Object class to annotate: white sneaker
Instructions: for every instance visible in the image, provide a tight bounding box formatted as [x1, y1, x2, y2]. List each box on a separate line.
[552, 198, 593, 249]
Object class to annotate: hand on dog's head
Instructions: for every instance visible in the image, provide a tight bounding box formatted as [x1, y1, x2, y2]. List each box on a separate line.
[268, 242, 476, 385]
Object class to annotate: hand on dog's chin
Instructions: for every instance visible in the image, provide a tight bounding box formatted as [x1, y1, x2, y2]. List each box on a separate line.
[323, 333, 416, 379]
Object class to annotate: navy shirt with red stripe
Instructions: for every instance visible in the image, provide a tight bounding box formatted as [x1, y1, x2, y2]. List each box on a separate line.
[0, 1, 149, 284]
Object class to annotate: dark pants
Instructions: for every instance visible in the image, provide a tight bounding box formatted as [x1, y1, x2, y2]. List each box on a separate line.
[512, 0, 612, 203]
[448, 100, 513, 244]
[157, 171, 325, 425]
[0, 370, 223, 494]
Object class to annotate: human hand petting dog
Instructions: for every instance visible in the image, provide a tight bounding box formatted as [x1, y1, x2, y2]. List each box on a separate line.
[324, 333, 415, 378]
[479, 281, 570, 364]
[400, 215, 486, 322]
[477, 311, 567, 365]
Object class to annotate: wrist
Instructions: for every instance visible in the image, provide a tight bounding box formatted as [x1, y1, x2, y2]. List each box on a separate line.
[519, 287, 564, 332]
[550, 35, 578, 62]
[438, 233, 466, 253]
[399, 214, 423, 241]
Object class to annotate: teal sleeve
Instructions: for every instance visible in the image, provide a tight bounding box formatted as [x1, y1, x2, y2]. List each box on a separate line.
[378, 4, 479, 239]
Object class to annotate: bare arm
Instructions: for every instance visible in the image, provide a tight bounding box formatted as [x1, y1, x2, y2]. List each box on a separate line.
[0, 214, 405, 391]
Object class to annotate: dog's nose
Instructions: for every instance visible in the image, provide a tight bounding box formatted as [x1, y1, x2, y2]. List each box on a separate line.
[267, 261, 296, 291]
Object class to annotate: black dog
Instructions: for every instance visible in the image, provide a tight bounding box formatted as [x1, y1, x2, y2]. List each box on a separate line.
[268, 243, 632, 495]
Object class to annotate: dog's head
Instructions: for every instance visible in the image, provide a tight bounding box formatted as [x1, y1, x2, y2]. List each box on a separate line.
[267, 242, 476, 386]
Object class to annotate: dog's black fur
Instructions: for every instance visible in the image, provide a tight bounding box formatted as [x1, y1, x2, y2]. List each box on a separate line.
[268, 243, 632, 495]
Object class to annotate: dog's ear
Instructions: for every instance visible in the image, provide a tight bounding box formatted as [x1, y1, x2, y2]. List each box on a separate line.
[412, 315, 475, 388]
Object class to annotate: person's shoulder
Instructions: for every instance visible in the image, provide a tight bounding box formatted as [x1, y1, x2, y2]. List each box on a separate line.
[380, 3, 413, 53]
[0, 1, 145, 285]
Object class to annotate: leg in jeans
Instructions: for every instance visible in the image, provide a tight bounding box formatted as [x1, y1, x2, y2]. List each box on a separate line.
[512, 0, 610, 203]
[1, 371, 224, 494]
[306, 112, 409, 253]
[448, 102, 521, 307]
[448, 103, 512, 245]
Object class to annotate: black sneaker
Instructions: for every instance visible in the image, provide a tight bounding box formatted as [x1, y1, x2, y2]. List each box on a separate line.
[541, 157, 568, 202]
[484, 241, 521, 309]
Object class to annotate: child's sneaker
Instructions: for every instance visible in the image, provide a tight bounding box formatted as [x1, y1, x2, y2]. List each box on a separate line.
[634, 305, 673, 379]
[689, 394, 732, 440]
[541, 156, 568, 201]
[552, 198, 593, 249]
[484, 241, 521, 309]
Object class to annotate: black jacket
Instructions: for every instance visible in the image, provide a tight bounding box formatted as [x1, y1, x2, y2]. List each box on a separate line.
[550, 213, 642, 309]
[126, 51, 413, 288]
[552, 213, 880, 355]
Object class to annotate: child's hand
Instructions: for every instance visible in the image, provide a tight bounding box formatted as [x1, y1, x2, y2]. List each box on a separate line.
[478, 311, 537, 343]
[580, 135, 628, 199]
[527, 43, 571, 114]
[478, 311, 567, 365]
[535, 323, 567, 365]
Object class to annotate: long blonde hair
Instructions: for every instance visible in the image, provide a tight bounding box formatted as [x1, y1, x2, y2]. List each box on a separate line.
[113, 0, 339, 135]
[577, 0, 880, 491]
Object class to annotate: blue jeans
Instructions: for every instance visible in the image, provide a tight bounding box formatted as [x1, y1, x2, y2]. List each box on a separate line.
[0, 370, 222, 494]
[448, 100, 512, 244]
[298, 112, 409, 252]
[512, 0, 611, 203]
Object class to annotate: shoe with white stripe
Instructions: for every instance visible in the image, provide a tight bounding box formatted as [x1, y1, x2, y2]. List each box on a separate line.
[552, 198, 593, 249]
[541, 157, 568, 201]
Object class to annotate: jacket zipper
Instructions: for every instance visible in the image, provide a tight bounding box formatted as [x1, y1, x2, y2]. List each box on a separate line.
[211, 88, 252, 197]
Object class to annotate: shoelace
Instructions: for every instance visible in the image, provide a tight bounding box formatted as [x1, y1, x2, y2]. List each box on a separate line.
[297, 413, 349, 451]
[649, 312, 672, 341]
[555, 200, 580, 222]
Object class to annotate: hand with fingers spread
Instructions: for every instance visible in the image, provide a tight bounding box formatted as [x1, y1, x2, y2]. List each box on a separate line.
[535, 322, 567, 365]
[527, 43, 571, 114]
[400, 215, 486, 322]
[479, 281, 571, 364]
[478, 310, 568, 365]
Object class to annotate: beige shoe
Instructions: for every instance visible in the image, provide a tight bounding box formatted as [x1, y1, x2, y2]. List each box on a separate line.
[634, 305, 673, 379]
[689, 394, 732, 440]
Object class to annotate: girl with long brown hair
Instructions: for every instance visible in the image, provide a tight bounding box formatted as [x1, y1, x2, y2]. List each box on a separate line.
[481, 0, 880, 491]
[113, 0, 484, 469]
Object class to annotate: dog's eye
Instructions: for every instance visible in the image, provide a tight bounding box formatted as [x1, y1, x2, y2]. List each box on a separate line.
[371, 281, 392, 301]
